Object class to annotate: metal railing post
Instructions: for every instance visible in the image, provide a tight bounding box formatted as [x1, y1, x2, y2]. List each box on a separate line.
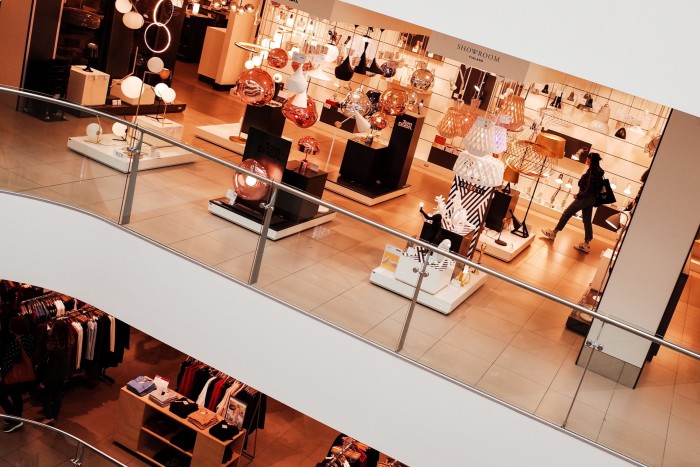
[71, 442, 86, 466]
[562, 322, 605, 427]
[396, 251, 432, 352]
[118, 129, 143, 225]
[249, 186, 279, 285]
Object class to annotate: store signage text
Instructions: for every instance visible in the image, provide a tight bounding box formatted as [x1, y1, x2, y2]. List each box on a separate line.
[428, 32, 529, 82]
[397, 119, 413, 131]
[256, 141, 284, 162]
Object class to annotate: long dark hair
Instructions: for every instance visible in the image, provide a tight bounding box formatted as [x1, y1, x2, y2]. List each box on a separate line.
[48, 320, 70, 351]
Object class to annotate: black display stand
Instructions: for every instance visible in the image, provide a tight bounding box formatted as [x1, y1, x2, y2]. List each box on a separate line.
[427, 145, 459, 170]
[326, 113, 423, 206]
[319, 103, 356, 132]
[275, 161, 328, 222]
[485, 188, 520, 232]
[419, 224, 473, 257]
[592, 204, 623, 231]
[241, 105, 286, 137]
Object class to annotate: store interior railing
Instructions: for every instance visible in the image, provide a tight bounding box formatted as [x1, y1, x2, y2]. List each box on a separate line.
[1, 86, 697, 466]
[0, 414, 126, 466]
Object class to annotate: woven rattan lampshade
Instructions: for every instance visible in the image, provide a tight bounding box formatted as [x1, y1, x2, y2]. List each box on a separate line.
[453, 149, 505, 188]
[463, 116, 496, 157]
[503, 165, 520, 184]
[534, 132, 566, 158]
[499, 95, 525, 131]
[503, 139, 558, 178]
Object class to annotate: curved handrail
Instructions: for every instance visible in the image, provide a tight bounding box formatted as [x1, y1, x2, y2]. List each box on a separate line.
[2, 86, 699, 363]
[0, 414, 127, 466]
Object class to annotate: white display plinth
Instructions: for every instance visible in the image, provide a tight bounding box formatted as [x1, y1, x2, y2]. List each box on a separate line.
[208, 200, 336, 240]
[324, 179, 411, 206]
[67, 135, 198, 173]
[66, 66, 110, 106]
[591, 248, 615, 292]
[481, 225, 536, 262]
[370, 266, 487, 315]
[195, 123, 247, 154]
[134, 116, 184, 148]
[110, 79, 156, 106]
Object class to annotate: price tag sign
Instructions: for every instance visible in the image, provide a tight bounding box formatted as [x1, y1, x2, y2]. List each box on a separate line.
[225, 189, 238, 205]
[113, 149, 125, 158]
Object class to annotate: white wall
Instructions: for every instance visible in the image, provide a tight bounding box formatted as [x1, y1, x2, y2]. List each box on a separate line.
[338, 0, 700, 118]
[0, 193, 630, 467]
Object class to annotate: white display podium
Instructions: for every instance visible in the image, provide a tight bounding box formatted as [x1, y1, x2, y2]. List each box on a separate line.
[110, 79, 156, 106]
[67, 135, 198, 173]
[481, 225, 536, 262]
[195, 123, 247, 154]
[370, 266, 487, 315]
[66, 66, 110, 106]
[134, 115, 184, 148]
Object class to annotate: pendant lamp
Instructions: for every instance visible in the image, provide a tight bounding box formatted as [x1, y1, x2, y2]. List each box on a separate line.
[286, 66, 307, 94]
[307, 66, 331, 82]
[550, 93, 563, 109]
[493, 125, 508, 153]
[463, 116, 496, 157]
[354, 39, 369, 75]
[614, 127, 627, 139]
[355, 112, 372, 133]
[541, 84, 549, 95]
[367, 29, 385, 76]
[335, 25, 357, 81]
[590, 104, 611, 134]
[567, 91, 575, 101]
[453, 149, 505, 188]
[499, 95, 525, 132]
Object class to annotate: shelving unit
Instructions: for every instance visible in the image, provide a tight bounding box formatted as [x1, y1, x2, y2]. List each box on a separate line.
[114, 387, 246, 467]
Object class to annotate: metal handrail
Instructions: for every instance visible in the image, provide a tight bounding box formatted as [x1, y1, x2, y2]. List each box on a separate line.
[3, 86, 699, 363]
[0, 414, 127, 466]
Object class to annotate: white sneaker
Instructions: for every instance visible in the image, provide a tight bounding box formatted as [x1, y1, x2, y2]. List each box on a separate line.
[574, 242, 590, 253]
[541, 229, 557, 240]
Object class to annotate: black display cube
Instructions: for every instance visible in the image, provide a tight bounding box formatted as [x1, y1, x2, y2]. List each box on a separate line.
[427, 145, 459, 170]
[319, 103, 356, 132]
[339, 139, 389, 185]
[275, 161, 328, 222]
[241, 105, 286, 136]
[380, 113, 424, 188]
[485, 188, 520, 232]
[593, 204, 623, 231]
[419, 224, 473, 258]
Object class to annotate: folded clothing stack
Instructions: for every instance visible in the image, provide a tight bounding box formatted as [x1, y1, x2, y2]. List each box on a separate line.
[209, 420, 240, 442]
[149, 388, 179, 407]
[169, 398, 200, 419]
[187, 408, 218, 430]
[171, 430, 197, 452]
[127, 376, 156, 396]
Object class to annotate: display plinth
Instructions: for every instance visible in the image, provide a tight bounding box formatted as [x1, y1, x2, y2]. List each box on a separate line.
[325, 173, 411, 206]
[67, 135, 198, 173]
[134, 115, 184, 148]
[208, 198, 336, 240]
[66, 66, 109, 106]
[481, 224, 535, 262]
[370, 266, 486, 315]
[195, 123, 247, 154]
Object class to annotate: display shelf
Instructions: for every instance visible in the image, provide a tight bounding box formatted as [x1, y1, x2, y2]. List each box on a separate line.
[114, 386, 245, 467]
[481, 225, 536, 262]
[195, 123, 247, 155]
[208, 198, 336, 240]
[370, 266, 487, 315]
[67, 135, 198, 173]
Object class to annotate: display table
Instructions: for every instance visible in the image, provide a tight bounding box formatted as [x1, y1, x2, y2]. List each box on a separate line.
[370, 266, 486, 315]
[195, 123, 247, 154]
[114, 386, 246, 467]
[208, 197, 336, 240]
[482, 224, 536, 262]
[276, 160, 328, 222]
[67, 135, 198, 173]
[66, 66, 109, 106]
[135, 116, 184, 148]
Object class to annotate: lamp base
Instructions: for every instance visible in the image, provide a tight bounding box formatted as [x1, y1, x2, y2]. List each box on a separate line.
[494, 238, 508, 246]
[511, 224, 529, 238]
[228, 135, 247, 144]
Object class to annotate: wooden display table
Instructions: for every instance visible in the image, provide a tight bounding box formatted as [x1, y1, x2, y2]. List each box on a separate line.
[114, 386, 246, 467]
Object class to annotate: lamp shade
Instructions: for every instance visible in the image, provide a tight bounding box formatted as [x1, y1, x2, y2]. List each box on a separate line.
[453, 149, 505, 188]
[286, 67, 307, 94]
[307, 66, 331, 82]
[355, 113, 372, 133]
[234, 159, 269, 201]
[86, 123, 102, 137]
[324, 44, 339, 62]
[463, 116, 496, 157]
[123, 11, 144, 29]
[499, 95, 525, 131]
[534, 132, 566, 159]
[354, 42, 369, 75]
[160, 87, 176, 104]
[297, 136, 320, 155]
[379, 89, 408, 116]
[503, 166, 519, 184]
[115, 0, 132, 14]
[503, 140, 558, 177]
[120, 76, 143, 99]
[147, 57, 164, 73]
[291, 91, 308, 107]
[367, 58, 384, 75]
[590, 104, 611, 134]
[493, 125, 508, 153]
[112, 122, 128, 137]
[334, 55, 354, 81]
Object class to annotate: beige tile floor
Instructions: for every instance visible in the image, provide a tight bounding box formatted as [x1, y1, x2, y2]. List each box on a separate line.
[0, 64, 699, 465]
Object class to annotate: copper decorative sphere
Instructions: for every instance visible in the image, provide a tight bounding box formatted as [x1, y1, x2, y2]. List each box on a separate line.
[297, 136, 320, 155]
[380, 62, 396, 78]
[339, 88, 372, 118]
[282, 95, 318, 128]
[410, 68, 434, 93]
[369, 112, 389, 130]
[236, 68, 275, 106]
[267, 48, 288, 69]
[380, 88, 409, 116]
[234, 159, 269, 201]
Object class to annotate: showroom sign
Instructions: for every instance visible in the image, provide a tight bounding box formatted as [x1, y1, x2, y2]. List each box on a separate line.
[428, 32, 529, 81]
[276, 0, 335, 19]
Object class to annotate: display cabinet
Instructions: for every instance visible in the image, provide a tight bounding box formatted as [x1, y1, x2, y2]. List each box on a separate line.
[114, 387, 246, 467]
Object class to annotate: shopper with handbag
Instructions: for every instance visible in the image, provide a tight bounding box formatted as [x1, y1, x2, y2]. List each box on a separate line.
[541, 153, 605, 253]
[0, 315, 36, 433]
[36, 320, 71, 425]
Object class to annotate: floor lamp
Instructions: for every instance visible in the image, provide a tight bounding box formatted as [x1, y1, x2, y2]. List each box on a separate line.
[504, 132, 566, 238]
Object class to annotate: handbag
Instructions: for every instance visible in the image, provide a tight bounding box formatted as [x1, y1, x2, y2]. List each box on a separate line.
[595, 178, 617, 207]
[4, 339, 36, 385]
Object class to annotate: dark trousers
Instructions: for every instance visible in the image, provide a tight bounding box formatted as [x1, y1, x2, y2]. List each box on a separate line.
[40, 385, 63, 420]
[555, 193, 597, 242]
[0, 382, 28, 419]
